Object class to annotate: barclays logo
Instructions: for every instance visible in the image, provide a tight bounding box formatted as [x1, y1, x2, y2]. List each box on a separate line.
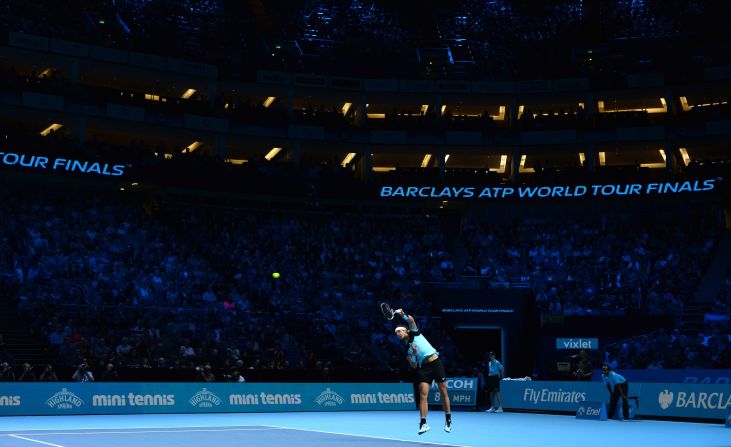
[46, 388, 84, 410]
[315, 388, 344, 407]
[658, 389, 674, 410]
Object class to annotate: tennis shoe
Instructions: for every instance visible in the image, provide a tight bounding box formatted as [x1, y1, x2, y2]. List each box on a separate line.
[418, 423, 430, 435]
[444, 420, 452, 433]
[496, 408, 504, 413]
[487, 407, 495, 413]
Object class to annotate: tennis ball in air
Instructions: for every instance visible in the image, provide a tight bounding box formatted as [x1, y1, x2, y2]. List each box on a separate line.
[272, 272, 280, 279]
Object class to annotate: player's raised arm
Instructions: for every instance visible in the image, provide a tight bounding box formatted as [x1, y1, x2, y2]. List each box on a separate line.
[395, 308, 418, 331]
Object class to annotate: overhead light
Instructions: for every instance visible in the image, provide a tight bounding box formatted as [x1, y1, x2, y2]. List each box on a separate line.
[40, 123, 62, 136]
[181, 88, 197, 99]
[441, 105, 447, 116]
[518, 154, 535, 173]
[518, 105, 525, 119]
[598, 152, 606, 166]
[679, 96, 691, 112]
[342, 102, 352, 115]
[228, 159, 248, 165]
[341, 152, 356, 167]
[421, 154, 432, 168]
[131, 182, 139, 186]
[184, 141, 203, 153]
[597, 99, 667, 114]
[366, 113, 386, 119]
[499, 155, 508, 173]
[579, 152, 586, 166]
[444, 154, 450, 165]
[263, 97, 276, 108]
[372, 167, 396, 172]
[265, 147, 282, 161]
[491, 105, 506, 121]
[38, 68, 53, 78]
[658, 149, 667, 163]
[678, 148, 690, 166]
[421, 105, 429, 115]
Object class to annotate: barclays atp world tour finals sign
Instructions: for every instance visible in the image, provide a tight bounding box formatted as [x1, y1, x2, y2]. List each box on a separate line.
[379, 179, 720, 200]
[0, 151, 128, 177]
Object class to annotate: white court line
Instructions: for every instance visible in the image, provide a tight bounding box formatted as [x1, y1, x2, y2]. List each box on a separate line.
[6, 428, 276, 436]
[261, 424, 473, 447]
[9, 435, 64, 447]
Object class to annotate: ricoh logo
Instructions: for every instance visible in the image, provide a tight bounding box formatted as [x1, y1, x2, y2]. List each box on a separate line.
[523, 388, 586, 405]
[46, 388, 84, 410]
[315, 388, 344, 407]
[658, 389, 731, 411]
[0, 395, 21, 407]
[229, 393, 302, 406]
[92, 393, 175, 407]
[189, 388, 222, 408]
[430, 379, 475, 390]
[350, 392, 415, 405]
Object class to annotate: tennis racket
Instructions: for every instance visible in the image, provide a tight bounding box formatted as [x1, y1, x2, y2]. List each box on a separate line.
[380, 302, 395, 320]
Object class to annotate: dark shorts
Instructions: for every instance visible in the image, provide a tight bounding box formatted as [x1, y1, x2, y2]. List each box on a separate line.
[487, 375, 501, 391]
[415, 357, 447, 384]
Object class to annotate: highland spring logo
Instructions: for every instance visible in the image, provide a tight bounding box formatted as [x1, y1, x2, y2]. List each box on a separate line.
[659, 389, 674, 410]
[315, 388, 344, 407]
[189, 388, 222, 408]
[46, 388, 84, 410]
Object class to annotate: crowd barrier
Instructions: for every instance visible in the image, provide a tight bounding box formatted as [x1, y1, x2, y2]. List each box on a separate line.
[0, 383, 415, 416]
[0, 379, 477, 416]
[1, 380, 725, 420]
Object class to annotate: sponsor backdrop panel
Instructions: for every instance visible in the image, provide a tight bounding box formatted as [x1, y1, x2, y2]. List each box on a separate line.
[0, 383, 415, 416]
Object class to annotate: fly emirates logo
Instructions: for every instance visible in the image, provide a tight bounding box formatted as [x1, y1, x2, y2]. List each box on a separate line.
[523, 388, 586, 404]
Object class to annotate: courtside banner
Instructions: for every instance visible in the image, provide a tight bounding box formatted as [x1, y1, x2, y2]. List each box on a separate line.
[428, 378, 478, 406]
[0, 383, 415, 416]
[638, 383, 731, 419]
[502, 381, 606, 412]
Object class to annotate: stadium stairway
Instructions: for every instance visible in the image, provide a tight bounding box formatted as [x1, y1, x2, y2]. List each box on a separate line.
[0, 297, 52, 366]
[693, 229, 731, 303]
[679, 302, 713, 335]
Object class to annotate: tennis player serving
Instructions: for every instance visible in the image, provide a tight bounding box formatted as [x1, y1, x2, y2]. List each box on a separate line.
[393, 308, 452, 435]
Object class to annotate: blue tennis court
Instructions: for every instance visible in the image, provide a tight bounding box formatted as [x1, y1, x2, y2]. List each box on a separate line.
[0, 411, 727, 447]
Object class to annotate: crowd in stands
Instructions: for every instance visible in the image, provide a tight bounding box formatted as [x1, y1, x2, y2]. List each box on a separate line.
[0, 184, 459, 381]
[2, 0, 729, 81]
[0, 176, 727, 380]
[462, 211, 723, 318]
[603, 319, 731, 369]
